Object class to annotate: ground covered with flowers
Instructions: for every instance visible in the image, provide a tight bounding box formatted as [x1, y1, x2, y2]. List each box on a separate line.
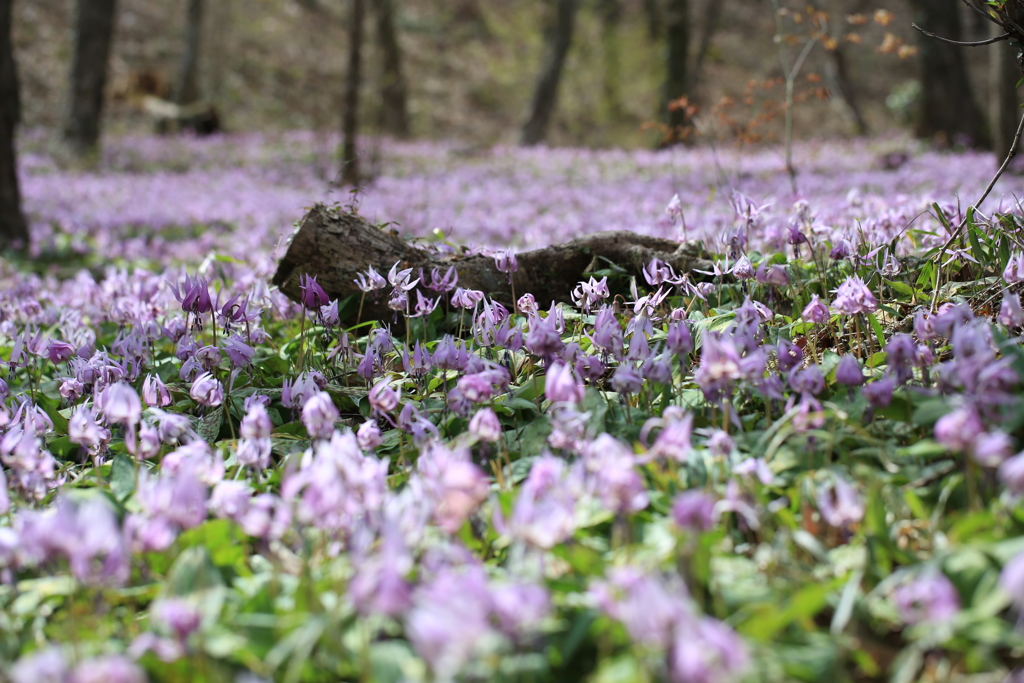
[4, 133, 1024, 682]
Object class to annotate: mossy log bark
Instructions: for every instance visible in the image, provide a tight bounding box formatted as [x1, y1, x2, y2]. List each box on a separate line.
[273, 204, 710, 323]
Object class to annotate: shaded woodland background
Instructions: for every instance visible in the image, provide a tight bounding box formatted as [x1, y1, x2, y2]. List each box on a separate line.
[8, 0, 1018, 150]
[1, 0, 1023, 251]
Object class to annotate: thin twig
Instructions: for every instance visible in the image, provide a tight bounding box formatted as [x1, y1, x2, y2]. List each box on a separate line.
[937, 107, 1024, 257]
[911, 23, 1010, 47]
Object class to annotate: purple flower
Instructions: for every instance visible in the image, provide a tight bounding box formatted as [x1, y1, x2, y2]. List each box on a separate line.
[831, 275, 878, 316]
[611, 363, 644, 394]
[589, 307, 624, 358]
[817, 475, 864, 528]
[405, 565, 494, 680]
[10, 647, 68, 683]
[1000, 451, 1024, 495]
[422, 265, 458, 293]
[189, 372, 224, 407]
[450, 287, 484, 309]
[666, 320, 693, 357]
[694, 333, 742, 403]
[496, 455, 579, 548]
[583, 434, 649, 514]
[1001, 290, 1024, 328]
[756, 262, 789, 287]
[387, 261, 420, 291]
[590, 567, 687, 649]
[731, 255, 754, 280]
[142, 374, 172, 407]
[1000, 550, 1024, 611]
[68, 406, 109, 451]
[545, 361, 584, 404]
[830, 238, 853, 260]
[971, 430, 1013, 467]
[647, 413, 694, 462]
[223, 335, 255, 367]
[862, 376, 896, 408]
[672, 490, 717, 531]
[934, 406, 984, 453]
[493, 248, 518, 274]
[46, 339, 76, 364]
[152, 597, 203, 643]
[668, 616, 749, 683]
[666, 193, 682, 216]
[518, 292, 538, 315]
[349, 529, 413, 618]
[69, 655, 147, 683]
[468, 407, 501, 443]
[369, 381, 400, 413]
[644, 258, 679, 286]
[411, 290, 440, 318]
[525, 313, 565, 358]
[893, 571, 960, 625]
[240, 403, 272, 440]
[299, 274, 329, 310]
[788, 364, 824, 396]
[97, 381, 143, 426]
[1004, 253, 1024, 284]
[835, 355, 864, 386]
[357, 419, 383, 450]
[301, 391, 338, 440]
[775, 338, 803, 372]
[170, 273, 213, 315]
[354, 265, 386, 293]
[417, 442, 489, 532]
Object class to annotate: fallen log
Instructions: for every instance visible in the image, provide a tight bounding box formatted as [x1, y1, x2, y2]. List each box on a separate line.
[272, 203, 711, 322]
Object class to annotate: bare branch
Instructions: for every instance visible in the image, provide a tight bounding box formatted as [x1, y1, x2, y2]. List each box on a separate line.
[911, 23, 1010, 46]
[937, 108, 1024, 255]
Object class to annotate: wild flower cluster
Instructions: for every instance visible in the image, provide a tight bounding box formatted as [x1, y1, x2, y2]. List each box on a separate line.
[4, 134, 1024, 682]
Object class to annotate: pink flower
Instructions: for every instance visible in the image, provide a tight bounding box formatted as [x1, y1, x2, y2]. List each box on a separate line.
[189, 372, 223, 407]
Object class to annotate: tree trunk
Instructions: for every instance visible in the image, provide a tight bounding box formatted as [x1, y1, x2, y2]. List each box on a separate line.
[990, 22, 1020, 159]
[908, 0, 990, 148]
[663, 0, 691, 131]
[824, 42, 869, 136]
[341, 0, 365, 185]
[689, 0, 723, 105]
[520, 0, 577, 146]
[0, 0, 27, 249]
[273, 205, 710, 323]
[174, 0, 204, 105]
[642, 0, 661, 40]
[64, 0, 118, 155]
[598, 0, 622, 118]
[374, 0, 409, 138]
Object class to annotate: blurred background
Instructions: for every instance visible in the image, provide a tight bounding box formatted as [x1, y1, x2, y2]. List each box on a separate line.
[10, 0, 1015, 151]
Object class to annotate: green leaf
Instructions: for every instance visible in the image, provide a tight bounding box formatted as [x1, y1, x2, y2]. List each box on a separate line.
[110, 452, 136, 502]
[884, 279, 916, 298]
[738, 579, 840, 641]
[192, 406, 225, 443]
[865, 312, 886, 349]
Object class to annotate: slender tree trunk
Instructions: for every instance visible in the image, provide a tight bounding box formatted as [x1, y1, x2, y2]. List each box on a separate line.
[907, 0, 990, 148]
[824, 43, 869, 135]
[598, 0, 622, 118]
[520, 0, 577, 146]
[175, 0, 204, 105]
[374, 0, 409, 138]
[642, 0, 661, 40]
[689, 0, 723, 104]
[991, 22, 1020, 159]
[64, 0, 118, 155]
[0, 0, 27, 249]
[341, 0, 365, 185]
[663, 0, 691, 130]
